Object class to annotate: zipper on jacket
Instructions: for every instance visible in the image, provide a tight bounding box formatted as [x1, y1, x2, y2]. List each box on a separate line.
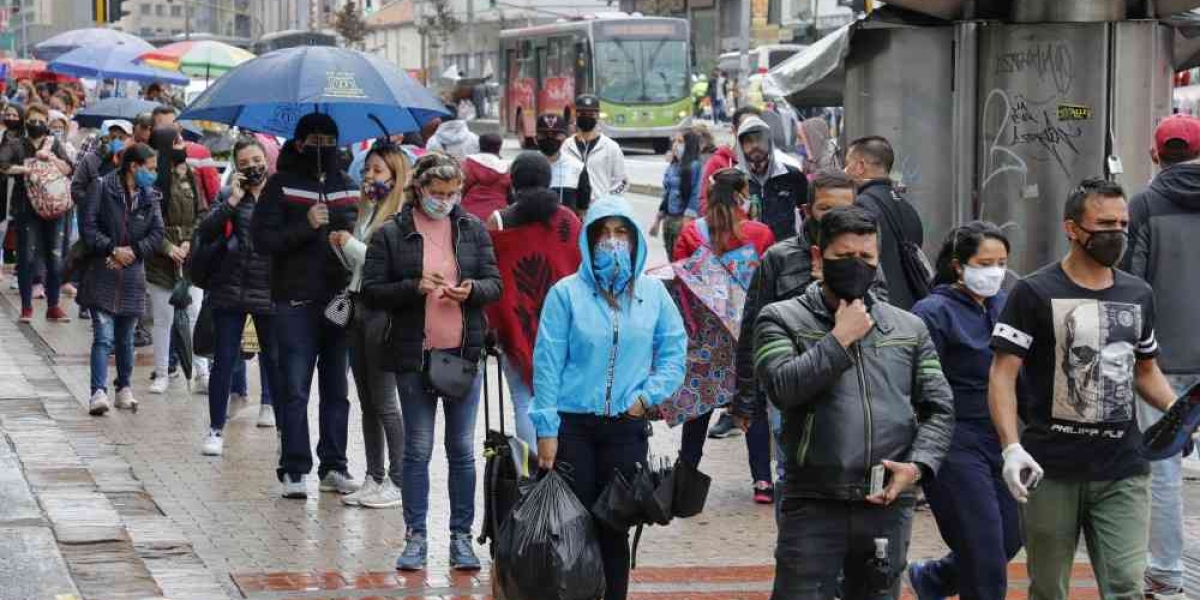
[452, 217, 469, 350]
[854, 344, 873, 489]
[603, 303, 621, 416]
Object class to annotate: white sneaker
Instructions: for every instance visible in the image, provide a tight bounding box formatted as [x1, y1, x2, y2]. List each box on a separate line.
[88, 390, 110, 416]
[319, 471, 361, 494]
[361, 479, 403, 509]
[281, 475, 307, 499]
[256, 404, 276, 428]
[201, 429, 223, 456]
[341, 477, 380, 506]
[193, 373, 209, 395]
[149, 375, 169, 395]
[114, 387, 137, 410]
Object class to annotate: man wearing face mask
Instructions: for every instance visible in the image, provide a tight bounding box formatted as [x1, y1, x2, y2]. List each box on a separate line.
[252, 112, 360, 499]
[535, 114, 582, 211]
[562, 94, 627, 217]
[754, 206, 953, 600]
[989, 179, 1182, 600]
[735, 115, 807, 243]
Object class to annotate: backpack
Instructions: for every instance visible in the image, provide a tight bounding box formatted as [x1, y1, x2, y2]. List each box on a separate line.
[864, 187, 933, 302]
[25, 142, 73, 220]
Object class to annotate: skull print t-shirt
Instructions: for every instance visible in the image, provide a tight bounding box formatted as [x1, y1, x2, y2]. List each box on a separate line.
[991, 262, 1158, 481]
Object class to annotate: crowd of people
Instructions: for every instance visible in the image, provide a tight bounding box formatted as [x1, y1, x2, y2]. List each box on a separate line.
[2, 76, 1196, 600]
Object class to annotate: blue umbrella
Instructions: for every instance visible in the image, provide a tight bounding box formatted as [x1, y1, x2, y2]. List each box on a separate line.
[74, 97, 161, 128]
[179, 46, 448, 145]
[49, 43, 189, 85]
[34, 28, 153, 62]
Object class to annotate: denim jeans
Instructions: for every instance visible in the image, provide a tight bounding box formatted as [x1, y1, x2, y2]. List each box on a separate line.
[90, 309, 136, 394]
[348, 310, 404, 486]
[271, 301, 350, 481]
[16, 215, 63, 311]
[500, 359, 536, 449]
[679, 407, 773, 483]
[209, 308, 276, 431]
[396, 369, 481, 535]
[231, 355, 273, 404]
[1137, 374, 1196, 589]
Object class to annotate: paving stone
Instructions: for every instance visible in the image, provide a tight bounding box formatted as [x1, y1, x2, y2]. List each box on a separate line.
[0, 453, 44, 527]
[0, 526, 80, 600]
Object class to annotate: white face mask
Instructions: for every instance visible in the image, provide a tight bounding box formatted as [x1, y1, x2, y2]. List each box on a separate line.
[962, 265, 1005, 298]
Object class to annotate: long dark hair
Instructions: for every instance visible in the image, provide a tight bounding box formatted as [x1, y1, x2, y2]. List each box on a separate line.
[677, 130, 701, 209]
[933, 221, 1011, 286]
[706, 168, 747, 254]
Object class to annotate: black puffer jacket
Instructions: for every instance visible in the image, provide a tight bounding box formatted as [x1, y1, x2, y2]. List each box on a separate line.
[198, 187, 273, 314]
[754, 282, 953, 501]
[361, 203, 502, 372]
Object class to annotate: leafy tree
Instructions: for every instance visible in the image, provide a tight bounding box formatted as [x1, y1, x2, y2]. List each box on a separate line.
[335, 1, 369, 49]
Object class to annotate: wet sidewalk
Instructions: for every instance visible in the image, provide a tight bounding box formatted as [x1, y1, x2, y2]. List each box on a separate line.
[0, 276, 1192, 599]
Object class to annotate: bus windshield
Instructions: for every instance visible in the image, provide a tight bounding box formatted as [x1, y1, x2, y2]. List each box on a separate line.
[594, 39, 689, 104]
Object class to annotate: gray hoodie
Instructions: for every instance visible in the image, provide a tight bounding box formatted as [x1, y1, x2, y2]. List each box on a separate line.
[734, 116, 807, 242]
[427, 120, 480, 159]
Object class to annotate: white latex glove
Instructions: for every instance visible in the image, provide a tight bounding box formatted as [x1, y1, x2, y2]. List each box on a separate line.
[1001, 443, 1043, 503]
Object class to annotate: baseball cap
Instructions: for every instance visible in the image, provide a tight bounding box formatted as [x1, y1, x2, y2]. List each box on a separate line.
[101, 119, 133, 135]
[575, 94, 600, 111]
[1154, 114, 1200, 154]
[536, 113, 567, 134]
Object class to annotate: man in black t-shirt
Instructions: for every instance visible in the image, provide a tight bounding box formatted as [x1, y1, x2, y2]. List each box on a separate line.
[989, 178, 1180, 600]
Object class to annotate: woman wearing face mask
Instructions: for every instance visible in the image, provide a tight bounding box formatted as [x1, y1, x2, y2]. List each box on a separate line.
[906, 221, 1022, 600]
[531, 195, 688, 600]
[79, 143, 164, 416]
[146, 127, 209, 396]
[196, 138, 279, 455]
[328, 142, 410, 509]
[649, 130, 702, 256]
[671, 168, 777, 503]
[361, 152, 501, 572]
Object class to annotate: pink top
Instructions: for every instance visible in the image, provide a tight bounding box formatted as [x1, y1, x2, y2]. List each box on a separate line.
[414, 208, 464, 350]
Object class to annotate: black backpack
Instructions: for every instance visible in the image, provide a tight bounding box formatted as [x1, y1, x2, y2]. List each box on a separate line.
[863, 188, 933, 302]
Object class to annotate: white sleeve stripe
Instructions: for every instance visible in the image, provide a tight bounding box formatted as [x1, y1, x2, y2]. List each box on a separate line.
[993, 323, 1033, 350]
[1138, 332, 1157, 349]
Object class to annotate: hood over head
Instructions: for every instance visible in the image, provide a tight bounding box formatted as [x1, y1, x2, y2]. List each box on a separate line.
[735, 115, 774, 182]
[434, 120, 473, 145]
[511, 151, 552, 190]
[578, 195, 648, 291]
[1150, 162, 1200, 210]
[465, 152, 509, 177]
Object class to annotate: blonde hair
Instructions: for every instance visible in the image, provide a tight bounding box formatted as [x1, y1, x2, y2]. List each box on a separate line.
[358, 145, 411, 237]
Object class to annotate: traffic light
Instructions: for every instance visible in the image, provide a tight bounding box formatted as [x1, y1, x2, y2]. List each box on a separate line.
[111, 0, 127, 22]
[836, 0, 871, 11]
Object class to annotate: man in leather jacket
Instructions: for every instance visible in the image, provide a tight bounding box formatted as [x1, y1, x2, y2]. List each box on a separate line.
[754, 206, 953, 600]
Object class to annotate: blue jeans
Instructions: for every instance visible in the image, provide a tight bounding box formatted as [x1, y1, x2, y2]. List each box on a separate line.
[90, 309, 136, 394]
[396, 369, 481, 535]
[500, 359, 536, 449]
[16, 215, 63, 311]
[209, 308, 276, 431]
[271, 301, 350, 481]
[1137, 375, 1196, 589]
[232, 354, 273, 403]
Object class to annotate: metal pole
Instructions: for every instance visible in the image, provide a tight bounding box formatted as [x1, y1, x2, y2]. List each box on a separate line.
[419, 0, 426, 82]
[739, 0, 750, 108]
[185, 0, 191, 39]
[466, 0, 475, 76]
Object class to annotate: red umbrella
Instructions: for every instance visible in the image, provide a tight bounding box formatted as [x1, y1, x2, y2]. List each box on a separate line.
[1, 58, 79, 83]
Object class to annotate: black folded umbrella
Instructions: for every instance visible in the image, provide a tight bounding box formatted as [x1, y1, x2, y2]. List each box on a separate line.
[632, 460, 674, 527]
[169, 277, 194, 382]
[1142, 378, 1200, 461]
[592, 469, 641, 531]
[671, 458, 712, 519]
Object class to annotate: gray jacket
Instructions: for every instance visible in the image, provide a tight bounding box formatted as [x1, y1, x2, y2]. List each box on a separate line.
[1125, 163, 1200, 375]
[754, 282, 954, 501]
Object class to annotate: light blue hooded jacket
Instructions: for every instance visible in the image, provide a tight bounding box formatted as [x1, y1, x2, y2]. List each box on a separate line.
[530, 196, 688, 438]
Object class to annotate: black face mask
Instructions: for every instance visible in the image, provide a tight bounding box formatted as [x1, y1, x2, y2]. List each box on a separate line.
[240, 165, 267, 186]
[822, 256, 876, 301]
[25, 123, 47, 139]
[537, 136, 563, 157]
[1078, 226, 1127, 268]
[576, 115, 597, 132]
[3, 119, 20, 132]
[169, 147, 188, 166]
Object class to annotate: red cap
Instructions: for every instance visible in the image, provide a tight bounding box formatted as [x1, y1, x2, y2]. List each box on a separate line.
[1155, 114, 1200, 154]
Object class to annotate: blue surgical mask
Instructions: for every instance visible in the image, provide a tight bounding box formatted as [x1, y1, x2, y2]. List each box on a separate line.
[592, 237, 633, 295]
[108, 138, 125, 155]
[134, 167, 156, 190]
[421, 193, 457, 220]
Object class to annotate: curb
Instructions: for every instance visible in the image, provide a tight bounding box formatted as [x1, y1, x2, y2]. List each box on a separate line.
[630, 183, 664, 197]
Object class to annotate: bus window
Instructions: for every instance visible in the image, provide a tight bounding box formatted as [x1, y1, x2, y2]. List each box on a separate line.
[768, 49, 799, 69]
[518, 40, 536, 80]
[594, 37, 688, 104]
[535, 45, 547, 84]
[547, 37, 566, 78]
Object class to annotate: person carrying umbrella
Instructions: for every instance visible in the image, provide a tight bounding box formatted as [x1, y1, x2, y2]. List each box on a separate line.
[251, 112, 360, 500]
[146, 126, 208, 395]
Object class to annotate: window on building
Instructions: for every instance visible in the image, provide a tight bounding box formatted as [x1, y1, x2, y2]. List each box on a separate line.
[170, 5, 182, 16]
[171, 29, 182, 36]
[155, 4, 164, 16]
[140, 3, 151, 15]
[140, 27, 153, 36]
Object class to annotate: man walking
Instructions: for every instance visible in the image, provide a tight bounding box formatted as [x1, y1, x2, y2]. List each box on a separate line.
[534, 114, 583, 211]
[990, 178, 1182, 600]
[845, 136, 925, 310]
[755, 206, 953, 600]
[1122, 115, 1200, 600]
[562, 94, 626, 218]
[735, 115, 807, 242]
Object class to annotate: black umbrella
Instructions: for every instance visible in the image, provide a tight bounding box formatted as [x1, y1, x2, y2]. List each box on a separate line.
[168, 276, 195, 383]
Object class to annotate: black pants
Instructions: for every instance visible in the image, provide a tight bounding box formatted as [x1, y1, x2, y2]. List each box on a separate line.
[772, 496, 914, 600]
[557, 413, 650, 600]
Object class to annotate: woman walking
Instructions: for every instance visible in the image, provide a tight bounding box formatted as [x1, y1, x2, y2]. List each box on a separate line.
[361, 153, 502, 571]
[196, 137, 279, 455]
[907, 222, 1022, 600]
[531, 195, 688, 600]
[329, 141, 410, 509]
[79, 143, 164, 415]
[147, 126, 208, 396]
[651, 129, 702, 256]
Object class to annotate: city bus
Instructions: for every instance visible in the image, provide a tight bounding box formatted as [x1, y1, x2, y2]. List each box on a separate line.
[499, 15, 691, 153]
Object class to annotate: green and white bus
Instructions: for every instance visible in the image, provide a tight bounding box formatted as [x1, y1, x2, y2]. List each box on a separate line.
[499, 14, 691, 153]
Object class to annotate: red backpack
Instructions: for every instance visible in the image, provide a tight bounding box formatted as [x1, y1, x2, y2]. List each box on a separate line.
[25, 141, 73, 220]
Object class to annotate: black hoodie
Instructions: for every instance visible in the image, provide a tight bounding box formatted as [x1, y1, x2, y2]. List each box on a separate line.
[1125, 162, 1200, 374]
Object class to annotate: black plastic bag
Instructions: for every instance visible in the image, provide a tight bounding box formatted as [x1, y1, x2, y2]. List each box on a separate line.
[671, 458, 712, 518]
[192, 298, 215, 358]
[495, 470, 605, 600]
[632, 461, 674, 527]
[591, 470, 642, 531]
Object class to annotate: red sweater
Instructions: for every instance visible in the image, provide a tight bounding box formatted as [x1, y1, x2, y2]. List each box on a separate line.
[673, 218, 775, 262]
[462, 154, 511, 222]
[185, 142, 220, 207]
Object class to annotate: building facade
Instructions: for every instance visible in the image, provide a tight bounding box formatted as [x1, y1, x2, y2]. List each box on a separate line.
[6, 0, 94, 57]
[116, 0, 257, 43]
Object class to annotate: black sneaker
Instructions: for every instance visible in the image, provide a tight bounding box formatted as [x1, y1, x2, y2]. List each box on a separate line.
[707, 412, 741, 439]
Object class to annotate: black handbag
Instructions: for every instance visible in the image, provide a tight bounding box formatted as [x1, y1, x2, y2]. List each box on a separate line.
[426, 348, 479, 399]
